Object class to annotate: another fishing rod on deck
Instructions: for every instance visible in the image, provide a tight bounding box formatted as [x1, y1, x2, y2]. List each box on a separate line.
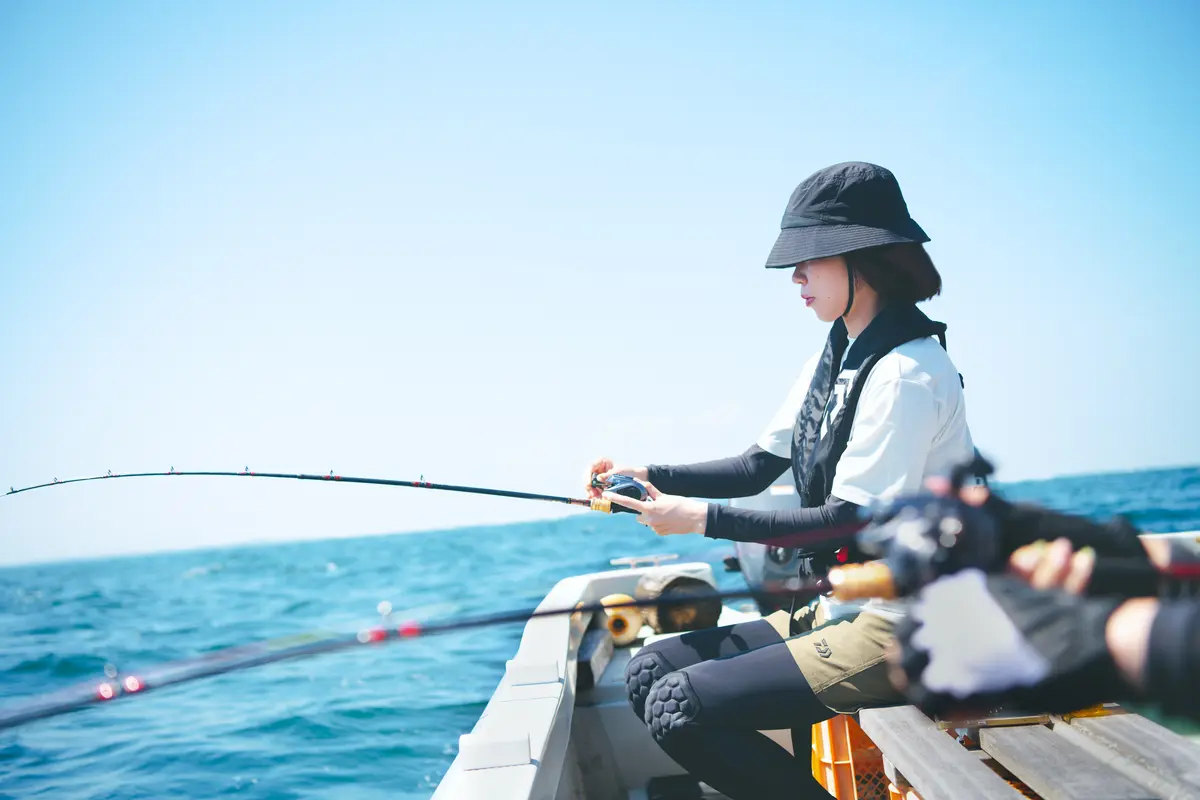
[0, 578, 832, 732]
[3, 468, 649, 514]
[5, 534, 1191, 732]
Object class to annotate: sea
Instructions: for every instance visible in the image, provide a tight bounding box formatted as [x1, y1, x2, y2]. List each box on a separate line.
[2, 465, 1198, 798]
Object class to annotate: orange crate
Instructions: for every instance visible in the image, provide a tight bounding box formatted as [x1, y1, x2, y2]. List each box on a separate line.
[811, 715, 896, 800]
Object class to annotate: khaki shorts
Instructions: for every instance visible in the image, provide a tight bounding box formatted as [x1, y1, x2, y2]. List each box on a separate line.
[763, 600, 901, 715]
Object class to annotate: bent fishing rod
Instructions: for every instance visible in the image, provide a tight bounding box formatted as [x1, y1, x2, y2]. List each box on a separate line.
[0, 578, 831, 732]
[7, 462, 1194, 593]
[4, 467, 648, 514]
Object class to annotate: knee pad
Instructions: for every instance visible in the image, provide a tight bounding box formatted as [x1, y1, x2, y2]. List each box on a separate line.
[644, 671, 700, 744]
[624, 648, 674, 720]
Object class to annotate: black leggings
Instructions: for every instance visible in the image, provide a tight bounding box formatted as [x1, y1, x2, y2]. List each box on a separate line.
[624, 618, 837, 799]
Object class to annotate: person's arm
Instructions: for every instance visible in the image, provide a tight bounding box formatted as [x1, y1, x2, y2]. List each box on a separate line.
[703, 374, 936, 543]
[701, 495, 862, 547]
[646, 445, 790, 499]
[1127, 598, 1200, 722]
[675, 371, 937, 546]
[1106, 598, 1158, 690]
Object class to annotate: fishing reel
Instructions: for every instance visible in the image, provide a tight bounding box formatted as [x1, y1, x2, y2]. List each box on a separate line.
[589, 473, 649, 514]
[830, 456, 1000, 601]
[831, 453, 1197, 604]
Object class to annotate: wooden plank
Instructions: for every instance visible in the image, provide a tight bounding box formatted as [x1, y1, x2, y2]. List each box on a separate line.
[1051, 714, 1200, 800]
[979, 724, 1153, 800]
[858, 706, 1026, 800]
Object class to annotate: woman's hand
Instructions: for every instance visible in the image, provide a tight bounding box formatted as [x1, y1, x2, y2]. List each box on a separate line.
[584, 457, 648, 499]
[603, 482, 709, 536]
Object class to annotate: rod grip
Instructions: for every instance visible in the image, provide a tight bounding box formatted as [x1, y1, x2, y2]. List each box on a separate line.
[590, 498, 638, 515]
[826, 561, 897, 601]
[826, 557, 1185, 603]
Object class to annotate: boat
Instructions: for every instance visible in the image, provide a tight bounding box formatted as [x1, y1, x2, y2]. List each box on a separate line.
[431, 478, 1200, 800]
[430, 553, 757, 800]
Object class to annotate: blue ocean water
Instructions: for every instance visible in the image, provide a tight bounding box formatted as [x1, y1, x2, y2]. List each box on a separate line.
[1, 466, 1198, 799]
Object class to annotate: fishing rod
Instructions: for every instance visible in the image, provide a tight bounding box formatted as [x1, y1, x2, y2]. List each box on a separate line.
[2, 522, 1191, 732]
[3, 548, 1190, 733]
[0, 578, 831, 732]
[3, 468, 648, 514]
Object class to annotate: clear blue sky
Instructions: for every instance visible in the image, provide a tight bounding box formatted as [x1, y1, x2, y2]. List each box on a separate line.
[2, 1, 1197, 565]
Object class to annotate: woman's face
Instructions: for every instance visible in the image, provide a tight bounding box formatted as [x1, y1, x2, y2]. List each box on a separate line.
[792, 256, 849, 322]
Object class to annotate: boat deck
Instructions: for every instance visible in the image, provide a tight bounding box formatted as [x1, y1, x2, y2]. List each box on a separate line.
[432, 556, 1200, 800]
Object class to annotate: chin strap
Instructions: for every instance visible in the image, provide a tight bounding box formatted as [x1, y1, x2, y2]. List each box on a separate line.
[842, 262, 856, 317]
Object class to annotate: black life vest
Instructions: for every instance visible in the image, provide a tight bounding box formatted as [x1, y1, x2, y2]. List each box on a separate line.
[788, 302, 951, 578]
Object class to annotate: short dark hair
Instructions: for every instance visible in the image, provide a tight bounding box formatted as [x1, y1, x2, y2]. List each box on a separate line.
[845, 243, 942, 304]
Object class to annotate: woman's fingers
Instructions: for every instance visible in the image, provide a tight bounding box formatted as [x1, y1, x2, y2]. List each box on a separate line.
[1009, 538, 1096, 595]
[603, 490, 650, 514]
[1030, 537, 1075, 591]
[1062, 547, 1096, 595]
[584, 457, 614, 498]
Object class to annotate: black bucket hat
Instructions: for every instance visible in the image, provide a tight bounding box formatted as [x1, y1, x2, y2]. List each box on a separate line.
[764, 162, 930, 268]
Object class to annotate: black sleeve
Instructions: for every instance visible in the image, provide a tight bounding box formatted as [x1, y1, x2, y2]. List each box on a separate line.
[988, 497, 1151, 561]
[645, 445, 791, 500]
[701, 495, 863, 549]
[1142, 600, 1200, 723]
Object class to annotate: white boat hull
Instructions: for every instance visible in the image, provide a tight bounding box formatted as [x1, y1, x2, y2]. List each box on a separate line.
[432, 560, 749, 800]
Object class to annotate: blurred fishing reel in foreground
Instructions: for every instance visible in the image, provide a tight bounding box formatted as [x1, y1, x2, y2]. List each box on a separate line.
[829, 456, 998, 601]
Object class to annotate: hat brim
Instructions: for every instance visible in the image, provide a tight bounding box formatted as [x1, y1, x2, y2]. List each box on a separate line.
[764, 224, 929, 268]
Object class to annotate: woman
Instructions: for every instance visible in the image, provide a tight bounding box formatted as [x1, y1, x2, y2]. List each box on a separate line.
[586, 161, 978, 799]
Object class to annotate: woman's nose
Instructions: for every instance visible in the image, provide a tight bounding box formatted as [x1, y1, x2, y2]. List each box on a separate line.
[792, 265, 806, 284]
